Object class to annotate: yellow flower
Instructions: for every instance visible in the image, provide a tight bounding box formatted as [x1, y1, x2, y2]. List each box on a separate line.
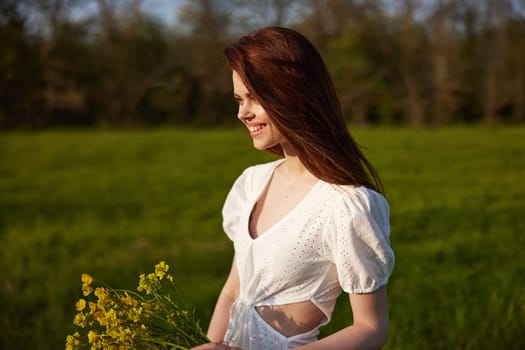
[122, 293, 138, 307]
[88, 301, 97, 314]
[82, 274, 93, 286]
[94, 287, 108, 306]
[137, 273, 148, 293]
[154, 261, 169, 280]
[95, 311, 106, 326]
[65, 332, 81, 350]
[94, 287, 105, 298]
[87, 330, 98, 344]
[76, 299, 87, 311]
[105, 308, 118, 323]
[116, 326, 133, 343]
[82, 285, 93, 296]
[81, 274, 94, 296]
[73, 313, 87, 327]
[127, 305, 143, 322]
[68, 261, 209, 349]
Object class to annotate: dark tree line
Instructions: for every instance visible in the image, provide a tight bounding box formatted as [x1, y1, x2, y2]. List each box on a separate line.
[1, 0, 524, 128]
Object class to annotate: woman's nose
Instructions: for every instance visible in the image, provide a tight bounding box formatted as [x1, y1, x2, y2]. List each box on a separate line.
[237, 104, 253, 121]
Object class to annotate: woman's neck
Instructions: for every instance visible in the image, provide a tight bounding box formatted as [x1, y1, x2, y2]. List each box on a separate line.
[280, 146, 316, 182]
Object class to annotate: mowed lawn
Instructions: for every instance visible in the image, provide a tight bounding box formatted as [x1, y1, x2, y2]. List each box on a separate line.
[1, 126, 524, 349]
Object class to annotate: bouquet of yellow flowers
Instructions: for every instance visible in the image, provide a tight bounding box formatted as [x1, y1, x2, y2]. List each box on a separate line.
[66, 261, 209, 350]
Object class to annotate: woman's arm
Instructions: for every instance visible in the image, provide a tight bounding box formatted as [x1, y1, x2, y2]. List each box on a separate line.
[298, 286, 390, 350]
[205, 255, 240, 343]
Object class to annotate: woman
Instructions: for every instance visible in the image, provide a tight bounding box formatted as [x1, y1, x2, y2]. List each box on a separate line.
[192, 27, 395, 350]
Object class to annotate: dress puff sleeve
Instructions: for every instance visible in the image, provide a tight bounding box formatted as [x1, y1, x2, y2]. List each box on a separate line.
[221, 168, 250, 241]
[323, 186, 395, 294]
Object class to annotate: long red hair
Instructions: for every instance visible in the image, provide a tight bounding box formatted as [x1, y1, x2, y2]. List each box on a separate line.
[225, 27, 383, 193]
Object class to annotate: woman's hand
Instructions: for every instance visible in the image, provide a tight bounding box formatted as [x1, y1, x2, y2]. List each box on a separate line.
[191, 342, 241, 350]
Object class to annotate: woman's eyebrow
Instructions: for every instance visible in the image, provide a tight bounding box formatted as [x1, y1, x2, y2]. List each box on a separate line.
[233, 92, 254, 99]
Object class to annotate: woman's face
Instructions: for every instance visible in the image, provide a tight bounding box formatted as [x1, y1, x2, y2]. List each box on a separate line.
[232, 70, 288, 151]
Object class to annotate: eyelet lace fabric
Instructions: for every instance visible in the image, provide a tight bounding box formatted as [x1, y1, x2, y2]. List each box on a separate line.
[222, 160, 395, 349]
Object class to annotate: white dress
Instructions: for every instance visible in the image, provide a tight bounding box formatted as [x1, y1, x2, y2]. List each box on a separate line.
[222, 159, 395, 349]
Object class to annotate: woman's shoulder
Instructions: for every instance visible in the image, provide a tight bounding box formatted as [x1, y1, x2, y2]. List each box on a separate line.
[322, 184, 389, 223]
[325, 184, 387, 208]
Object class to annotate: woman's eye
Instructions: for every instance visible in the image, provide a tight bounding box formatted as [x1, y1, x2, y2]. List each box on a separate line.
[233, 96, 257, 106]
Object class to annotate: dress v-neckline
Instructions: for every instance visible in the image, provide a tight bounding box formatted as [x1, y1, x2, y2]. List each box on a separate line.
[247, 160, 321, 241]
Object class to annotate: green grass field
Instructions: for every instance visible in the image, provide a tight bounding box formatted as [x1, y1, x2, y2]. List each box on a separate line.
[1, 126, 524, 349]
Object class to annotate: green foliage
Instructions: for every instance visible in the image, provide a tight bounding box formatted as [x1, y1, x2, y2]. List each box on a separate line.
[0, 14, 45, 128]
[2, 1, 525, 127]
[324, 24, 398, 123]
[0, 127, 524, 349]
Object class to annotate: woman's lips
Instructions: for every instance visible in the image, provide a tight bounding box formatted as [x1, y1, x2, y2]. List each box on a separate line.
[248, 123, 267, 137]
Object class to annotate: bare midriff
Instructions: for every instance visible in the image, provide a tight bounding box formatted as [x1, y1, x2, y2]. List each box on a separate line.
[255, 301, 325, 337]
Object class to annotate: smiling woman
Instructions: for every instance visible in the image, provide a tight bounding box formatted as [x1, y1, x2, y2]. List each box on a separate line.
[232, 71, 287, 151]
[191, 27, 395, 350]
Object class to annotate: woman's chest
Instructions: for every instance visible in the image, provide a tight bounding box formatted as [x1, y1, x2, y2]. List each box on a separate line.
[234, 200, 334, 288]
[249, 177, 320, 239]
